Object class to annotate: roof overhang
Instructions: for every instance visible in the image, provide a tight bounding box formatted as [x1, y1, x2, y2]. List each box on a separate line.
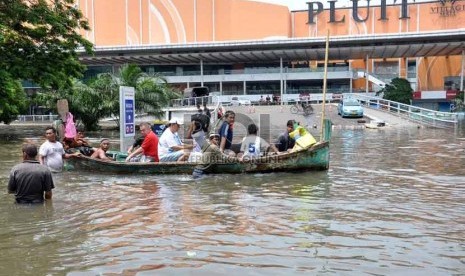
[79, 30, 465, 66]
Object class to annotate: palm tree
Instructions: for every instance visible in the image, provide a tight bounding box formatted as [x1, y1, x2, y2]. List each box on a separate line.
[117, 64, 180, 117]
[38, 64, 180, 130]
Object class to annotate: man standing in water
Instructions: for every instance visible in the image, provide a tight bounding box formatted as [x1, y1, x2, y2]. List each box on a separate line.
[8, 143, 55, 204]
[39, 126, 79, 172]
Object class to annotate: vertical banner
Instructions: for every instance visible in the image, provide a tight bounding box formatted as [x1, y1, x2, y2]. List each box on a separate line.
[119, 86, 135, 152]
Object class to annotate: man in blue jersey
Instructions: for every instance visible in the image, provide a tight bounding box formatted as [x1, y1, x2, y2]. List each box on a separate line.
[218, 110, 236, 156]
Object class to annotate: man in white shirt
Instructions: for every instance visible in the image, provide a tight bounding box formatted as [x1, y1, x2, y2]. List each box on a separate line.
[158, 119, 193, 162]
[39, 126, 79, 172]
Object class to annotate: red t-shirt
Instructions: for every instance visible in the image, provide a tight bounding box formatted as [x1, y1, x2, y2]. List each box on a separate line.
[141, 131, 159, 162]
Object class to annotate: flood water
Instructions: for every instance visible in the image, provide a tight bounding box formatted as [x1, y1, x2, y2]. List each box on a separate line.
[0, 125, 464, 275]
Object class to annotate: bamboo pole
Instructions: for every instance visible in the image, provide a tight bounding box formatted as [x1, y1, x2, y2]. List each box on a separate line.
[320, 30, 330, 141]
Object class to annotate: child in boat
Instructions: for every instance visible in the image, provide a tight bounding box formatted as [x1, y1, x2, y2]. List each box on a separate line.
[237, 123, 279, 161]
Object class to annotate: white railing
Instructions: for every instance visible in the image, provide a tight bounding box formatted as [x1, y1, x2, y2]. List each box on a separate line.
[170, 95, 219, 107]
[16, 115, 60, 122]
[348, 93, 459, 128]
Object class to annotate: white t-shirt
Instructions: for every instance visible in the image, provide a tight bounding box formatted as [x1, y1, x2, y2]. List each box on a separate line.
[158, 129, 182, 158]
[39, 140, 65, 172]
[240, 135, 270, 158]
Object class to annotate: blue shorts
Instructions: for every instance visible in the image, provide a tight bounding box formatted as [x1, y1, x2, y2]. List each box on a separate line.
[160, 151, 184, 162]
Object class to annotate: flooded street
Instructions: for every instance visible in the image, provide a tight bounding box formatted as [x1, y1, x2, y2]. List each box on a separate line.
[1, 125, 464, 275]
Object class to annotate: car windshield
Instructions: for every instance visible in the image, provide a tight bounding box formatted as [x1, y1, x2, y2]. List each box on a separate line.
[344, 100, 360, 106]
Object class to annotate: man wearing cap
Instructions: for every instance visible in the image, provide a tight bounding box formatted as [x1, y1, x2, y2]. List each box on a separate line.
[158, 119, 193, 162]
[8, 143, 55, 204]
[126, 122, 159, 162]
[276, 120, 296, 152]
[193, 133, 220, 177]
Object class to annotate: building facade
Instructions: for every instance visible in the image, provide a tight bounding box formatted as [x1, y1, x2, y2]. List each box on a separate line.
[77, 0, 465, 110]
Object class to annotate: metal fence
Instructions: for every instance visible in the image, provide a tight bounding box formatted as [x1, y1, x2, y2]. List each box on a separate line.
[348, 93, 459, 128]
[16, 115, 59, 122]
[170, 96, 217, 107]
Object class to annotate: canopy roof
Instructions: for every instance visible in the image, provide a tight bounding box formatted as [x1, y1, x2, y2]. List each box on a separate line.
[79, 30, 465, 66]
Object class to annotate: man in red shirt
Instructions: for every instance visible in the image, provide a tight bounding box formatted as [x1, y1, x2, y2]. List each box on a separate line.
[125, 122, 159, 162]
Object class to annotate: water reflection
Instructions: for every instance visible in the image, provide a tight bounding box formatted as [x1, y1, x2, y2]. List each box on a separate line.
[0, 125, 464, 275]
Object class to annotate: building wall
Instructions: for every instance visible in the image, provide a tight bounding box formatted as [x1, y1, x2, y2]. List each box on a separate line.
[77, 0, 465, 91]
[77, 0, 290, 44]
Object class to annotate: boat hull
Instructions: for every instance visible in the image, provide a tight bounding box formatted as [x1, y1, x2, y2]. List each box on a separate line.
[66, 141, 329, 175]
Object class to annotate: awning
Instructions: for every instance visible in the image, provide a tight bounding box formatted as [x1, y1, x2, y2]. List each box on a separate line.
[79, 30, 465, 66]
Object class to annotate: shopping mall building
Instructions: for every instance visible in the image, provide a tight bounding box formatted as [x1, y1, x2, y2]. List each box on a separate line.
[75, 0, 465, 110]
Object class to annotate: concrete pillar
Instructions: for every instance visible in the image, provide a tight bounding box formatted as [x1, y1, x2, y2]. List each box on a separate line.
[349, 61, 353, 93]
[200, 59, 204, 87]
[365, 55, 369, 93]
[280, 57, 283, 105]
[461, 49, 464, 92]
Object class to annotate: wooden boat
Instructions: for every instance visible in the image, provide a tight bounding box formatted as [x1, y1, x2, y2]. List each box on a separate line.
[67, 34, 333, 175]
[65, 119, 332, 175]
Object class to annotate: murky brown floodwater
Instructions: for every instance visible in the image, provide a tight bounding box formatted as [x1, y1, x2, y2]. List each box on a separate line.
[1, 124, 464, 275]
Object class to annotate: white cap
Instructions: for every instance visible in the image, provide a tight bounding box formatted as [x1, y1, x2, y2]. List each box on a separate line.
[169, 118, 183, 125]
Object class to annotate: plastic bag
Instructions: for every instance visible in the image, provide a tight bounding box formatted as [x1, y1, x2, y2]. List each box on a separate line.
[64, 112, 77, 139]
[289, 126, 316, 151]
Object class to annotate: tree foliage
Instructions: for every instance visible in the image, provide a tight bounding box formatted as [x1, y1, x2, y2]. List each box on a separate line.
[0, 0, 93, 90]
[38, 64, 181, 130]
[0, 71, 28, 124]
[379, 77, 413, 105]
[452, 91, 465, 112]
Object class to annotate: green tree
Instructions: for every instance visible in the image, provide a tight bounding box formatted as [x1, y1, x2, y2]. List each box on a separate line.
[83, 64, 181, 129]
[378, 77, 413, 105]
[0, 71, 28, 124]
[452, 91, 465, 112]
[37, 64, 181, 130]
[0, 0, 93, 90]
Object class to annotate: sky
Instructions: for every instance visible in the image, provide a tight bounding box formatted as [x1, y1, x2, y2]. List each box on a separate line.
[251, 0, 432, 11]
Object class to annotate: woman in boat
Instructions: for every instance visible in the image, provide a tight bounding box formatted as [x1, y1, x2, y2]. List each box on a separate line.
[186, 121, 206, 163]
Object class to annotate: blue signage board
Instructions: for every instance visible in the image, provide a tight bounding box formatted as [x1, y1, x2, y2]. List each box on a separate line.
[125, 99, 134, 135]
[119, 86, 135, 151]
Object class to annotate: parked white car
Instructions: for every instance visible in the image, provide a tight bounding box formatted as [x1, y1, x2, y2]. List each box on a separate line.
[230, 96, 251, 106]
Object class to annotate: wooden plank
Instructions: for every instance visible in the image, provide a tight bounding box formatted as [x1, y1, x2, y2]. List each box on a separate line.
[57, 99, 69, 120]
